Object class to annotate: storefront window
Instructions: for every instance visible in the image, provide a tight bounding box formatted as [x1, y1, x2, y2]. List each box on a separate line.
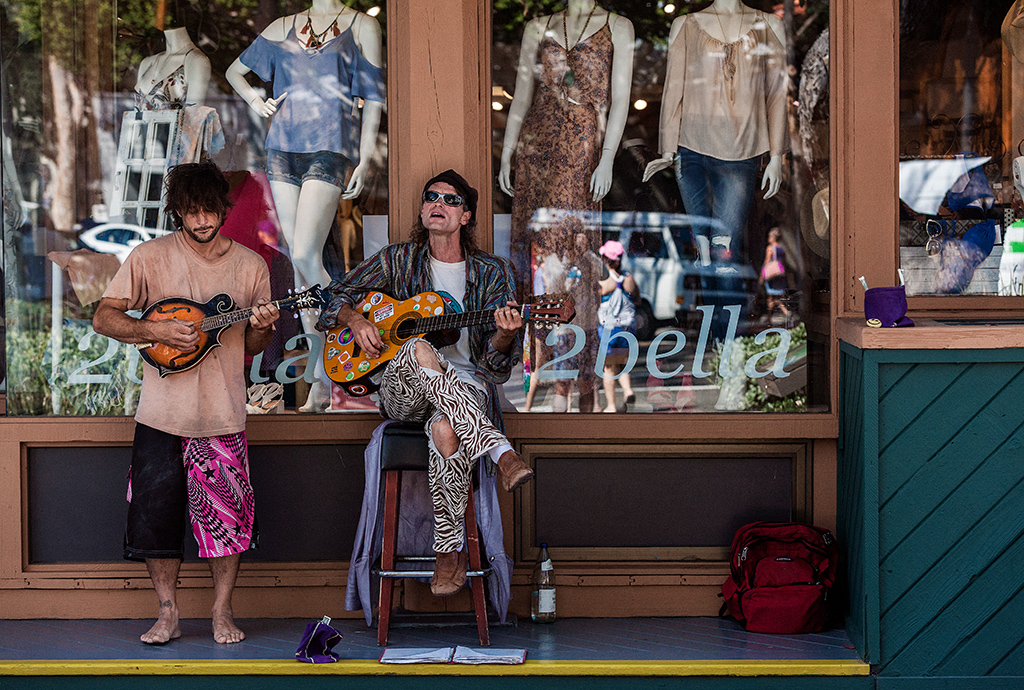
[1, 0, 388, 416]
[492, 0, 831, 414]
[899, 1, 1020, 298]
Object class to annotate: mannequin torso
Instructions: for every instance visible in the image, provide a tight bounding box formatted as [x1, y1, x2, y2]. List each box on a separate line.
[135, 27, 211, 108]
[642, 0, 787, 199]
[498, 0, 634, 203]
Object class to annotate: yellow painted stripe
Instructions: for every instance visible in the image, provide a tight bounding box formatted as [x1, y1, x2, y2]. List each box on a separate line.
[0, 659, 869, 677]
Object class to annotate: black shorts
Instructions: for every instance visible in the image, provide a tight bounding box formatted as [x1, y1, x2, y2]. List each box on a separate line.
[123, 423, 187, 562]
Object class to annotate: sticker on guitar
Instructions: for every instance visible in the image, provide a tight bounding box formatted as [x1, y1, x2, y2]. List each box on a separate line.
[323, 291, 575, 396]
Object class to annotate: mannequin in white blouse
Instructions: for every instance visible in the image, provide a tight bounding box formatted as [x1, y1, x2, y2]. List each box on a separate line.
[643, 0, 787, 202]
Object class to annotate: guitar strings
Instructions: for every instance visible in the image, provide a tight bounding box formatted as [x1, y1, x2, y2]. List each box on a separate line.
[200, 291, 320, 332]
[392, 303, 561, 338]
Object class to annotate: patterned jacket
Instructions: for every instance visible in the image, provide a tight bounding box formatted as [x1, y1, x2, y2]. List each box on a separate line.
[317, 241, 521, 427]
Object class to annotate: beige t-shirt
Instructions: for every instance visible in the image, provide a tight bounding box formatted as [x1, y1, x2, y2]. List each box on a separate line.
[102, 231, 271, 437]
[658, 12, 789, 160]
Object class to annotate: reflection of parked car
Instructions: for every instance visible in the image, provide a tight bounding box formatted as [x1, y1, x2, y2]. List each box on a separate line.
[612, 213, 759, 338]
[77, 223, 171, 263]
[512, 209, 758, 340]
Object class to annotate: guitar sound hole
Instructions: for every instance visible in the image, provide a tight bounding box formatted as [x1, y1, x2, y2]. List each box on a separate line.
[395, 316, 423, 340]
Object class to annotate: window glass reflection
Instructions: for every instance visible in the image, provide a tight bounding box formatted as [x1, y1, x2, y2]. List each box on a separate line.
[492, 0, 831, 413]
[899, 1, 1021, 297]
[0, 1, 388, 416]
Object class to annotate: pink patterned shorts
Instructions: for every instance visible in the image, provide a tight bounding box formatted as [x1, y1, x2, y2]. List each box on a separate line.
[181, 433, 256, 559]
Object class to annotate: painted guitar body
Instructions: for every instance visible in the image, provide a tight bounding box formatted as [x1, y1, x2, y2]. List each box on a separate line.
[323, 290, 575, 397]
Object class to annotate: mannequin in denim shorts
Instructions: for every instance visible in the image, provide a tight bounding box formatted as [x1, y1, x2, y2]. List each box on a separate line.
[226, 0, 384, 412]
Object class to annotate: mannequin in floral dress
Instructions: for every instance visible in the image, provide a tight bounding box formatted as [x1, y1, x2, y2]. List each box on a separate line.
[498, 0, 632, 412]
[499, 0, 634, 299]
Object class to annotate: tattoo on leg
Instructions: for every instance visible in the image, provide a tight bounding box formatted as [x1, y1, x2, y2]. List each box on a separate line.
[160, 600, 173, 608]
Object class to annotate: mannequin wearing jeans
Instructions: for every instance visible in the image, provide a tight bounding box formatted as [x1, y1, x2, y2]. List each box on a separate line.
[226, 0, 384, 411]
[643, 0, 788, 259]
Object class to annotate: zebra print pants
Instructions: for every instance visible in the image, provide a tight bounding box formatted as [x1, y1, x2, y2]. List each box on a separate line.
[378, 338, 507, 553]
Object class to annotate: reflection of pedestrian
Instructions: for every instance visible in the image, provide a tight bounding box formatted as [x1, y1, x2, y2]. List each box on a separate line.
[544, 230, 606, 412]
[524, 247, 552, 412]
[598, 240, 638, 412]
[760, 227, 789, 319]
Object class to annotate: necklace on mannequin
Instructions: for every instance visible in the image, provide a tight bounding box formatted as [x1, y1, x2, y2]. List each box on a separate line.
[300, 9, 344, 51]
[561, 3, 597, 88]
[712, 6, 745, 101]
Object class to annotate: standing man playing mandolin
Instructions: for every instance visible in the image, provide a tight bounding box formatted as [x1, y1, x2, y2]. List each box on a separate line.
[317, 169, 534, 596]
[93, 162, 279, 645]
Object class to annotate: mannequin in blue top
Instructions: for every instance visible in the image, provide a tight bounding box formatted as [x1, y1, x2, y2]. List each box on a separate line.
[226, 0, 384, 412]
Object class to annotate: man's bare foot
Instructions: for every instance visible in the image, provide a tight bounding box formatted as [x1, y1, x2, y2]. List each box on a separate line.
[141, 605, 180, 645]
[212, 609, 245, 644]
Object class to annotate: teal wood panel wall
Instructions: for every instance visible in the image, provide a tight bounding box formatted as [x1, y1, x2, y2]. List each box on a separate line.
[839, 344, 878, 664]
[839, 345, 1024, 678]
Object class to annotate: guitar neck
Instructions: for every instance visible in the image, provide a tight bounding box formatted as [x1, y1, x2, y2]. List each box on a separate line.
[200, 296, 291, 332]
[398, 305, 525, 337]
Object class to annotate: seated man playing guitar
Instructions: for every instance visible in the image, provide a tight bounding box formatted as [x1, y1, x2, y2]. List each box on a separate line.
[316, 169, 534, 596]
[93, 162, 279, 645]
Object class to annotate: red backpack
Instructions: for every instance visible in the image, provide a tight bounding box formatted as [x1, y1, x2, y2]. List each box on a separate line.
[720, 521, 839, 634]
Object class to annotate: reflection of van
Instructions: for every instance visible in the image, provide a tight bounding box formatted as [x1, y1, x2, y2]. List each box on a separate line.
[610, 213, 759, 338]
[498, 209, 758, 340]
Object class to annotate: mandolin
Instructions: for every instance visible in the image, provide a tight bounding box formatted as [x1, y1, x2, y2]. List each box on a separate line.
[323, 290, 575, 396]
[138, 286, 325, 377]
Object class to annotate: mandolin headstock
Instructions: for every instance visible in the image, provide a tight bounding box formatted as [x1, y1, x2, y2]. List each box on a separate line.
[527, 293, 575, 328]
[282, 285, 326, 313]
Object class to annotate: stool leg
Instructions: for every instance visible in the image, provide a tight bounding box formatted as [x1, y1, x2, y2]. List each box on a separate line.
[378, 469, 401, 646]
[464, 488, 490, 646]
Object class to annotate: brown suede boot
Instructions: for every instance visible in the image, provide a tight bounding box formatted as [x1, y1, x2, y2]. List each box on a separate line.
[431, 549, 468, 596]
[497, 450, 534, 492]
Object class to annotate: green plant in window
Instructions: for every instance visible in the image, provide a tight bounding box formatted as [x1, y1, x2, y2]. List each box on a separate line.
[6, 298, 141, 416]
[710, 322, 807, 413]
[5, 300, 52, 415]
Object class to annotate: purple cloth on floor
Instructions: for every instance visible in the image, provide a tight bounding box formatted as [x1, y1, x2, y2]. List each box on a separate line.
[295, 618, 343, 663]
[864, 286, 914, 328]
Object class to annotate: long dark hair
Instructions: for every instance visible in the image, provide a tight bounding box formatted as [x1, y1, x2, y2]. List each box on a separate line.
[163, 162, 233, 230]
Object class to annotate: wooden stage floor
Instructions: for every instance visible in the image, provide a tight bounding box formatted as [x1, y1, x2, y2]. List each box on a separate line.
[0, 616, 868, 680]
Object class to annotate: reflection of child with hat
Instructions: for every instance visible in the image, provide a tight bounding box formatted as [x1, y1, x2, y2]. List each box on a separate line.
[597, 239, 639, 413]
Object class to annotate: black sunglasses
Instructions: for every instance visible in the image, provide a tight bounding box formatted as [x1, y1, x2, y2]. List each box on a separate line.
[422, 190, 464, 207]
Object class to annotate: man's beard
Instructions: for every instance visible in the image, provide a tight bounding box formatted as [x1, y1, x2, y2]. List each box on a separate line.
[183, 223, 219, 244]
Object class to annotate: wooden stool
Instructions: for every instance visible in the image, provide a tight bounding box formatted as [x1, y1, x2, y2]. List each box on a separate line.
[375, 422, 491, 646]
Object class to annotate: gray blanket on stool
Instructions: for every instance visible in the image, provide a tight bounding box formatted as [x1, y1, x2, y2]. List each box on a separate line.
[345, 420, 514, 624]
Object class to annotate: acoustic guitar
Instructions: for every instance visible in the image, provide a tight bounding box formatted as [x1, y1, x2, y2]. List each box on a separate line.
[323, 290, 575, 396]
[138, 286, 325, 377]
